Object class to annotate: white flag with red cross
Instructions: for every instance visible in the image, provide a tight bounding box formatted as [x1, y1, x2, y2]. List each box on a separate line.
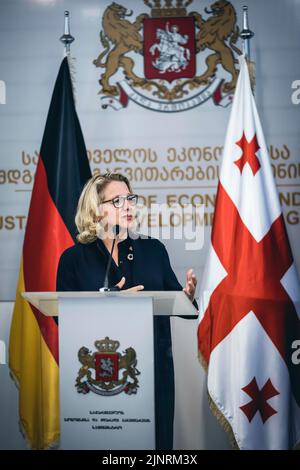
[198, 56, 300, 450]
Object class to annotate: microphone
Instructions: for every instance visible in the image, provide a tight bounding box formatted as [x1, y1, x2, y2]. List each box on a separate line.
[100, 224, 121, 292]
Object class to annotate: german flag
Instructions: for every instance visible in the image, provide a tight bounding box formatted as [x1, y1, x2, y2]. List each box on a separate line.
[9, 57, 91, 449]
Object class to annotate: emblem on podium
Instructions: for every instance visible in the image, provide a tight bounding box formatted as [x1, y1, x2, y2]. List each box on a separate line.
[76, 336, 140, 396]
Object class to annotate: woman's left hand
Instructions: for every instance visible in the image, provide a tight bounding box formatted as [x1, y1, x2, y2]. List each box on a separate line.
[183, 269, 197, 302]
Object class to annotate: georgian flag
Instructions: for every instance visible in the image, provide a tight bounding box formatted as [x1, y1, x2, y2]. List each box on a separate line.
[198, 56, 300, 450]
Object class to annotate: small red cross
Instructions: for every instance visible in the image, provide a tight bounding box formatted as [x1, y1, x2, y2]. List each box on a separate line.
[198, 184, 300, 406]
[234, 132, 261, 175]
[240, 377, 279, 423]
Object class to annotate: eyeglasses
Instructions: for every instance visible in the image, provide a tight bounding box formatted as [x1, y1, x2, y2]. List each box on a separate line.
[101, 194, 139, 208]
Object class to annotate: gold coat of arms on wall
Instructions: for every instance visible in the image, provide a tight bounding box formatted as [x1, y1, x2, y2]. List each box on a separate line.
[93, 0, 242, 112]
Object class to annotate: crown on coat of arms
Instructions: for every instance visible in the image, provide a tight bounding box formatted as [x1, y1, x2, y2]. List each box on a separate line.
[94, 336, 120, 352]
[144, 0, 193, 17]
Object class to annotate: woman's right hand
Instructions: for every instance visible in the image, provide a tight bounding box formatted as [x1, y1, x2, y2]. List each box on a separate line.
[115, 276, 144, 292]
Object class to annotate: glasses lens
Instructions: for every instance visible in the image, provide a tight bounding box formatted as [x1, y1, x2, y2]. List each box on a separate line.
[111, 195, 138, 208]
[127, 194, 138, 205]
[112, 197, 122, 208]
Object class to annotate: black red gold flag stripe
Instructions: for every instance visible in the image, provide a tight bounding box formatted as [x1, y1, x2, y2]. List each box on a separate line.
[9, 57, 91, 449]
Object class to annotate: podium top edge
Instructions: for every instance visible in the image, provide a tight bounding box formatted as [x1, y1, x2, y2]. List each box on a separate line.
[21, 291, 198, 317]
[23, 291, 188, 297]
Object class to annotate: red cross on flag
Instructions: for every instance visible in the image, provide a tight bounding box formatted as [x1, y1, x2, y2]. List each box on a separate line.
[198, 56, 300, 449]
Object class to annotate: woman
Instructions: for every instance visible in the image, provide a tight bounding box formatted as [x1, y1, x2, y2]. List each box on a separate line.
[56, 172, 197, 449]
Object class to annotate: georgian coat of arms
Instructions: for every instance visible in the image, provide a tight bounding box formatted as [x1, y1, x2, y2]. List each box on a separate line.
[76, 337, 140, 396]
[93, 0, 242, 112]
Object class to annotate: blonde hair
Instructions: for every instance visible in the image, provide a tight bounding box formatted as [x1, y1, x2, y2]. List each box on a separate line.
[75, 173, 132, 244]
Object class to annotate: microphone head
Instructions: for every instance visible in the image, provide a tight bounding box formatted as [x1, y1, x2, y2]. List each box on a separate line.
[113, 224, 120, 237]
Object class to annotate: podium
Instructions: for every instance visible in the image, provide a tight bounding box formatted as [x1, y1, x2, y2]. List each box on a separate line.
[23, 291, 198, 450]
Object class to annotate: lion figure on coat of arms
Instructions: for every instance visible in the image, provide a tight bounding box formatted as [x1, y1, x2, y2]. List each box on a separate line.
[93, 2, 149, 95]
[189, 0, 241, 92]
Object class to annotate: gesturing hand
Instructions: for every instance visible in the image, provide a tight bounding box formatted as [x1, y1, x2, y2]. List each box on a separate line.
[183, 269, 197, 302]
[115, 276, 144, 292]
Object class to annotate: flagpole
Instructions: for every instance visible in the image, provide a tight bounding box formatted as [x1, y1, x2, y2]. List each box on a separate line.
[60, 10, 74, 56]
[240, 6, 255, 92]
[240, 6, 254, 60]
[60, 11, 76, 102]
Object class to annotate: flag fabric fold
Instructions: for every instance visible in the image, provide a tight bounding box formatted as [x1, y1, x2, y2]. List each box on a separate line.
[9, 57, 91, 449]
[198, 56, 300, 450]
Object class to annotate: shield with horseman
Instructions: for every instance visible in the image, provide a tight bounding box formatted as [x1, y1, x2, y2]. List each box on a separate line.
[95, 352, 119, 382]
[143, 17, 196, 82]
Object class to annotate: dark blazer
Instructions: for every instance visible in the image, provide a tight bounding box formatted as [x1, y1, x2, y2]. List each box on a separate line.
[56, 235, 183, 293]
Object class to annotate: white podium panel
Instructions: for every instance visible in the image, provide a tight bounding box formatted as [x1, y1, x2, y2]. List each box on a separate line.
[58, 296, 155, 450]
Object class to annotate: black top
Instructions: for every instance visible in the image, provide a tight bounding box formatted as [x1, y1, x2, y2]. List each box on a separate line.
[56, 234, 183, 293]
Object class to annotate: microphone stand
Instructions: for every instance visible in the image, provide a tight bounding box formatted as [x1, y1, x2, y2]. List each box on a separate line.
[99, 225, 121, 292]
